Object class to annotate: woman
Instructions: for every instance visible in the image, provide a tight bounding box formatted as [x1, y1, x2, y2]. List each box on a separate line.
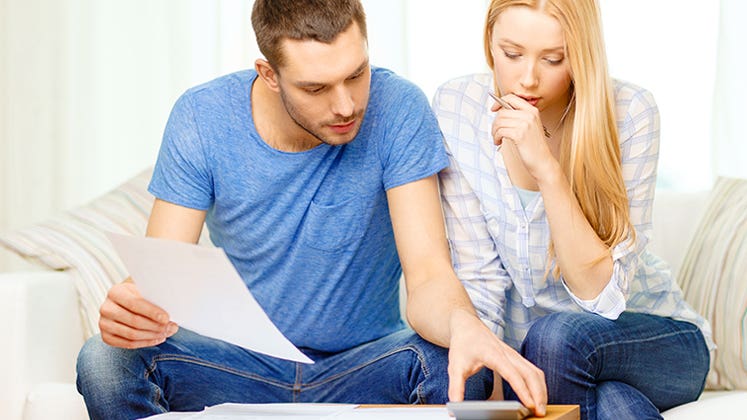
[434, 0, 713, 418]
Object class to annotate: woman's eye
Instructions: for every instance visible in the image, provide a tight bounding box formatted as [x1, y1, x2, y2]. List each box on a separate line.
[544, 57, 564, 65]
[503, 51, 520, 59]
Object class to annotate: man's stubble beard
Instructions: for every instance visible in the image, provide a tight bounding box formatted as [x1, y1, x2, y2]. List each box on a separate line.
[279, 88, 365, 146]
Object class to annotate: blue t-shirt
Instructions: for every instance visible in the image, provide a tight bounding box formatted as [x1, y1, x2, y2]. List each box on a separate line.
[148, 67, 448, 352]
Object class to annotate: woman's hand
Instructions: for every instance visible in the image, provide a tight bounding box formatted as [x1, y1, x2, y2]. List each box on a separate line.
[491, 94, 557, 182]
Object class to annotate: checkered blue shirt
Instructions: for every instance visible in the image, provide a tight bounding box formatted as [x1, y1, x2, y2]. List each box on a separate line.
[435, 73, 714, 350]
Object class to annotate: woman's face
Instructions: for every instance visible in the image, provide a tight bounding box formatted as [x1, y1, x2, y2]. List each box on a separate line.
[490, 6, 572, 118]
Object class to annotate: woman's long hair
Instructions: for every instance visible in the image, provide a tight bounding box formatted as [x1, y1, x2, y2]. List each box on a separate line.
[484, 0, 634, 275]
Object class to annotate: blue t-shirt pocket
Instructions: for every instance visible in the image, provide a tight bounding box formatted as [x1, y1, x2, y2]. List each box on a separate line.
[300, 195, 368, 252]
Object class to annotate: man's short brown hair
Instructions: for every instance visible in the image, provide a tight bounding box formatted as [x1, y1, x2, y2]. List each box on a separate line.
[251, 0, 367, 69]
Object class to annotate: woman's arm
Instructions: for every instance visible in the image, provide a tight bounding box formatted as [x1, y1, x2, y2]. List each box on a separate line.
[536, 162, 614, 299]
[495, 86, 660, 305]
[493, 95, 613, 299]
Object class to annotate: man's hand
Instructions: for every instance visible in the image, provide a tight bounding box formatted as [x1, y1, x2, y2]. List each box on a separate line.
[98, 279, 178, 349]
[447, 309, 547, 417]
[97, 198, 204, 349]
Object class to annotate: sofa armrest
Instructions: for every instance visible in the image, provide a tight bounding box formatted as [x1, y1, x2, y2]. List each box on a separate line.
[0, 271, 85, 420]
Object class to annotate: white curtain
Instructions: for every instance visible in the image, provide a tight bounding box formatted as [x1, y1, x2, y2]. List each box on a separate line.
[712, 0, 747, 180]
[0, 0, 257, 231]
[364, 0, 491, 101]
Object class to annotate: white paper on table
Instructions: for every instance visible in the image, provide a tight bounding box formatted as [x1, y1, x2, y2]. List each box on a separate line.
[140, 404, 450, 420]
[333, 407, 452, 420]
[140, 412, 199, 420]
[106, 232, 313, 364]
[193, 403, 358, 418]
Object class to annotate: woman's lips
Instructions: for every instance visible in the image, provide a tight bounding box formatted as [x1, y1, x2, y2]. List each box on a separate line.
[518, 95, 540, 107]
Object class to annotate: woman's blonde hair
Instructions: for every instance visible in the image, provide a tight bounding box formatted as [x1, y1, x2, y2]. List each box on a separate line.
[484, 0, 634, 273]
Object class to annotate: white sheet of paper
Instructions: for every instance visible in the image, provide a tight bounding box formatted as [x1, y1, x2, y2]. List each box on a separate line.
[195, 403, 357, 418]
[141, 403, 358, 420]
[140, 404, 449, 420]
[107, 232, 313, 364]
[336, 407, 452, 420]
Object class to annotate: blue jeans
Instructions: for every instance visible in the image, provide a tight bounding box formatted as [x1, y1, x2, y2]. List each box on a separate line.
[77, 327, 492, 420]
[504, 312, 709, 420]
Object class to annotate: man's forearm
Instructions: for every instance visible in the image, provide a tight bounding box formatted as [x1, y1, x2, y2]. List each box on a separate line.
[405, 276, 478, 347]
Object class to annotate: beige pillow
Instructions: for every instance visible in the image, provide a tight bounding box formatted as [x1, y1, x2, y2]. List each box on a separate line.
[679, 177, 747, 390]
[1, 168, 158, 338]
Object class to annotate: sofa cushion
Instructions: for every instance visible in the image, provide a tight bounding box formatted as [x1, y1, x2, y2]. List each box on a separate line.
[678, 177, 747, 390]
[662, 391, 747, 419]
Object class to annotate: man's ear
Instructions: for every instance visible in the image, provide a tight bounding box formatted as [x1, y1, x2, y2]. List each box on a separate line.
[255, 59, 280, 92]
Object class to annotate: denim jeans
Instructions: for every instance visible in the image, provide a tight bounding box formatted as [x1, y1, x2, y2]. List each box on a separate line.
[77, 327, 492, 420]
[504, 312, 709, 420]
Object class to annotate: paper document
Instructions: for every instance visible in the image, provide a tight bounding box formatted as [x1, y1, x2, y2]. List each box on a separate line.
[107, 233, 312, 364]
[194, 403, 356, 419]
[141, 404, 450, 420]
[337, 407, 451, 419]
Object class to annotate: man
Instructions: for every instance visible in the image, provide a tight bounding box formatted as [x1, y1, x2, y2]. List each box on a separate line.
[76, 1, 546, 418]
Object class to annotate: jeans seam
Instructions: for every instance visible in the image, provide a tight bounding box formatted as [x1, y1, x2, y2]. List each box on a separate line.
[416, 382, 426, 404]
[294, 362, 302, 402]
[301, 345, 427, 390]
[151, 379, 165, 414]
[581, 328, 703, 380]
[145, 354, 294, 390]
[593, 328, 701, 352]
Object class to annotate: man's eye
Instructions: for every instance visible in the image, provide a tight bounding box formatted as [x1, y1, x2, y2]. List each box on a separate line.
[305, 87, 324, 94]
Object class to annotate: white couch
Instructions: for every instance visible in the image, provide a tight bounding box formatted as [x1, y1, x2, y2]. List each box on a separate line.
[2, 184, 746, 420]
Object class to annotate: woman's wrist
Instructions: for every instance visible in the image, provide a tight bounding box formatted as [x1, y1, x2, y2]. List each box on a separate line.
[535, 159, 565, 191]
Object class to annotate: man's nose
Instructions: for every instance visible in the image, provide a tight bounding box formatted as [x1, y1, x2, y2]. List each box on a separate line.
[330, 86, 355, 117]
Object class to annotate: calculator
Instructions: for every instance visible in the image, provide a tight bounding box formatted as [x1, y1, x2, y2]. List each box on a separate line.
[446, 400, 532, 420]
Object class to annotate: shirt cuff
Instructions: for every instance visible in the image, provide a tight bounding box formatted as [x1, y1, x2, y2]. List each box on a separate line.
[561, 267, 626, 320]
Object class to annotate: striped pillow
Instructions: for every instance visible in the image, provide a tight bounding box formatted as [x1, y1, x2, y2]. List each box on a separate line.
[0, 169, 154, 337]
[679, 177, 747, 390]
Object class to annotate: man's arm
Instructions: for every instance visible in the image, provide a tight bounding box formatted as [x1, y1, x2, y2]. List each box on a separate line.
[387, 175, 547, 415]
[98, 198, 207, 349]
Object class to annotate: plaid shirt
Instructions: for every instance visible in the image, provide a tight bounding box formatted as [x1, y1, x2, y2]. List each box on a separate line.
[435, 73, 713, 350]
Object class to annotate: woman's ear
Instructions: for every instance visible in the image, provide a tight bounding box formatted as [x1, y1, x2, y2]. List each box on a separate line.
[255, 59, 280, 92]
